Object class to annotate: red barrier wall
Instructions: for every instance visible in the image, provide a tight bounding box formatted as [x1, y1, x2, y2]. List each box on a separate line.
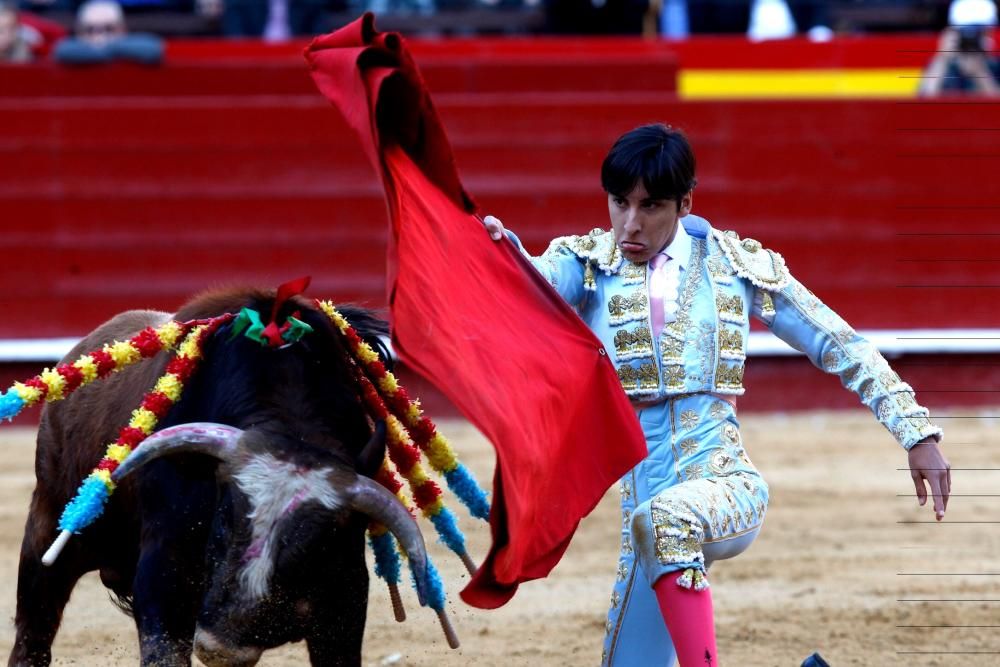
[4, 94, 997, 337]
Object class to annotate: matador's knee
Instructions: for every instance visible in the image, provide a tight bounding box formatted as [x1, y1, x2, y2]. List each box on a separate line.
[631, 495, 709, 592]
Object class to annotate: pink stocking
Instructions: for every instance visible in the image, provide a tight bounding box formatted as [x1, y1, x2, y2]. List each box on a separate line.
[653, 570, 718, 666]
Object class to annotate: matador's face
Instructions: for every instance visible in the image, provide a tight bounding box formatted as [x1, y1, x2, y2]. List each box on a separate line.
[608, 182, 692, 264]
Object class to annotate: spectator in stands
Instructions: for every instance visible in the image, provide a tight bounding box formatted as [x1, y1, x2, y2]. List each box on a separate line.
[367, 0, 435, 20]
[664, 0, 831, 40]
[15, 8, 68, 58]
[53, 0, 164, 65]
[198, 0, 338, 40]
[0, 1, 33, 62]
[920, 0, 1000, 96]
[545, 0, 649, 34]
[746, 0, 832, 41]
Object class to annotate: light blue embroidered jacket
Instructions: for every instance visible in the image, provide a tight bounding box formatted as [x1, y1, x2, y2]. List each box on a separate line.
[515, 214, 941, 450]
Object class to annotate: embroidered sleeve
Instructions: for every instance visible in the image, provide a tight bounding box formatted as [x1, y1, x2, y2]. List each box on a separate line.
[504, 229, 588, 309]
[753, 274, 942, 450]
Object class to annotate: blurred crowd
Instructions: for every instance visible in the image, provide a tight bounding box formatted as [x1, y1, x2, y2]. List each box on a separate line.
[1, 0, 997, 98]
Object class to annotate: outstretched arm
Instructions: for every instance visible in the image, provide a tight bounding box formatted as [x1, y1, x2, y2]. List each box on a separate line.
[752, 277, 950, 519]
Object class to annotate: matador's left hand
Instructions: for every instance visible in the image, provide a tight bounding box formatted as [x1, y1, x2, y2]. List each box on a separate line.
[908, 438, 950, 521]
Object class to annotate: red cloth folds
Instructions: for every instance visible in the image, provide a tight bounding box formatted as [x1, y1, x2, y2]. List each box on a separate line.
[305, 13, 647, 609]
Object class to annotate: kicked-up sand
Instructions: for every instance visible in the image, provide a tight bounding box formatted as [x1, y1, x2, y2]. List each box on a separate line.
[1, 407, 998, 666]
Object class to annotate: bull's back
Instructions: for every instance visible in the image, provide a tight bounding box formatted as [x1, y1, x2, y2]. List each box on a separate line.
[33, 310, 174, 525]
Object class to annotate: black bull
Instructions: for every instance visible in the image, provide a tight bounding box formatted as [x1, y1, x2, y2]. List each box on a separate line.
[9, 288, 433, 667]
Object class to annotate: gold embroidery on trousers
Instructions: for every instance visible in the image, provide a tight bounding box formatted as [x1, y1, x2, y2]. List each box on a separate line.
[708, 448, 737, 475]
[650, 496, 705, 566]
[680, 409, 700, 430]
[684, 463, 705, 480]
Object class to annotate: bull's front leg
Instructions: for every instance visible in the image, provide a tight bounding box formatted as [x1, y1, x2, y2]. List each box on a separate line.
[132, 542, 199, 667]
[8, 526, 88, 667]
[132, 463, 217, 667]
[304, 566, 368, 667]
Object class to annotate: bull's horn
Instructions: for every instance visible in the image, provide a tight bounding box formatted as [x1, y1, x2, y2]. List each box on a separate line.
[343, 475, 430, 607]
[111, 423, 246, 483]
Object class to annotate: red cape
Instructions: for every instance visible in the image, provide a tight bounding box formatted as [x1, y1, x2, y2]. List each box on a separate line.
[305, 13, 647, 609]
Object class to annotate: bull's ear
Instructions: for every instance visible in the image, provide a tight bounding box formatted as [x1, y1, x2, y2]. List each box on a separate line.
[355, 420, 386, 477]
[367, 335, 397, 371]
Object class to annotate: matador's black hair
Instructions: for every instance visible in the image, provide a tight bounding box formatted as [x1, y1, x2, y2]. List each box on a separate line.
[600, 123, 698, 202]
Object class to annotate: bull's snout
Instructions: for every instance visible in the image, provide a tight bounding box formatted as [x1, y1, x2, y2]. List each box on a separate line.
[193, 627, 263, 667]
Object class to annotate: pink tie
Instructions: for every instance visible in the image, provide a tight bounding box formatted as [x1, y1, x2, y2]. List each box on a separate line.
[648, 253, 670, 339]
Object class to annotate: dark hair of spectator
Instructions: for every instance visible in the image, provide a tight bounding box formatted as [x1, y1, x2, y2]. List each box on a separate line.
[600, 124, 698, 202]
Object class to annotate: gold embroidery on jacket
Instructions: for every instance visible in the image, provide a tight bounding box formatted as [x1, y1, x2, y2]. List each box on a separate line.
[614, 326, 654, 361]
[620, 262, 645, 286]
[662, 336, 684, 362]
[759, 291, 776, 317]
[663, 364, 685, 389]
[617, 366, 638, 393]
[584, 261, 596, 290]
[718, 329, 744, 360]
[638, 363, 658, 392]
[608, 290, 649, 326]
[716, 294, 746, 324]
[716, 362, 745, 393]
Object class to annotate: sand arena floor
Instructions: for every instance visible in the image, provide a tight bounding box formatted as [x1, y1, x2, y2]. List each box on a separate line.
[2, 408, 999, 666]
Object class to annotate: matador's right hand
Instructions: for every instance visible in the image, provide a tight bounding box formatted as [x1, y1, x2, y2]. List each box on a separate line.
[482, 215, 506, 241]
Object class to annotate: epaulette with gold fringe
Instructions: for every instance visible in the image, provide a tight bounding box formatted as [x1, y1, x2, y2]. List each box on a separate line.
[712, 229, 790, 291]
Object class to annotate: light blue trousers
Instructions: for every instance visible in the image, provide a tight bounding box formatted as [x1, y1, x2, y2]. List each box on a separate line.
[602, 395, 769, 666]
